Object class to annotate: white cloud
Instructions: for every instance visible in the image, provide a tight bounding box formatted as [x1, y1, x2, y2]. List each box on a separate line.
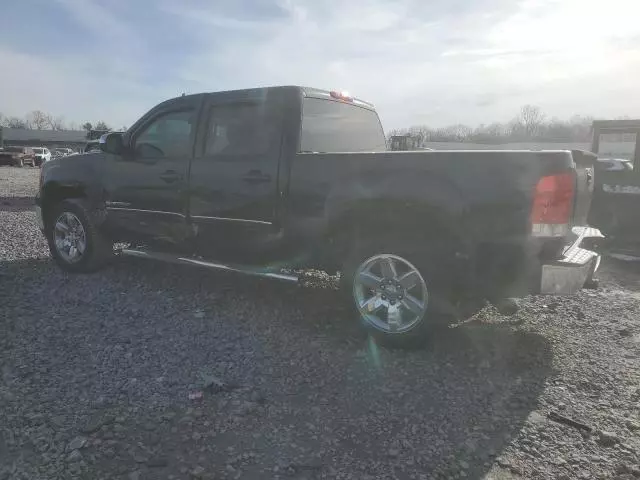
[0, 0, 178, 127]
[2, 0, 640, 129]
[0, 46, 174, 128]
[52, 0, 139, 50]
[167, 0, 640, 127]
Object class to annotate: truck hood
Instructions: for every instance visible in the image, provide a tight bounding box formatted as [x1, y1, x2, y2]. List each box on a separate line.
[41, 151, 108, 188]
[50, 152, 106, 166]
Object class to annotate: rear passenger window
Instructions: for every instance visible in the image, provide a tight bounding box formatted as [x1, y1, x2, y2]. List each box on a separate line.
[204, 103, 273, 157]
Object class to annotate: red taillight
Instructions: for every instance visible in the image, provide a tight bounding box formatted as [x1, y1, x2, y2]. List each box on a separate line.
[531, 172, 575, 230]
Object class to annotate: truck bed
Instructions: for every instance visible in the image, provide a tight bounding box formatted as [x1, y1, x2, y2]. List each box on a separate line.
[287, 149, 594, 244]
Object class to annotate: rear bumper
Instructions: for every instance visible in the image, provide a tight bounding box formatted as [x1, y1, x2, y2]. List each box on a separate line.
[539, 226, 603, 295]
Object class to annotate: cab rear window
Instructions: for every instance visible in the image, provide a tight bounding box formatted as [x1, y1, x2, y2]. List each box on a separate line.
[300, 98, 386, 153]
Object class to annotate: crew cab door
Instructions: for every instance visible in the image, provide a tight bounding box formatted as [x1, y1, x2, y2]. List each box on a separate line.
[104, 95, 203, 243]
[188, 92, 282, 253]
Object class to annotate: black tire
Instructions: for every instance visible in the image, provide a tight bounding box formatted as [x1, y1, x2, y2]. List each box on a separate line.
[46, 199, 113, 273]
[339, 235, 454, 348]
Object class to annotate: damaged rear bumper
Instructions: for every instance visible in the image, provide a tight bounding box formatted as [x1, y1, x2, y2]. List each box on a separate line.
[540, 226, 603, 295]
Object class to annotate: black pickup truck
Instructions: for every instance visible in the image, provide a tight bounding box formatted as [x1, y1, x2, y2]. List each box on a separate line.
[36, 86, 601, 346]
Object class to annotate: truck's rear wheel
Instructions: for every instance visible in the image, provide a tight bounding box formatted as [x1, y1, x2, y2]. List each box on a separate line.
[341, 239, 452, 347]
[46, 200, 112, 273]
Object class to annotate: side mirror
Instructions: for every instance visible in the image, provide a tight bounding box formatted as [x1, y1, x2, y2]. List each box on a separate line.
[99, 132, 124, 155]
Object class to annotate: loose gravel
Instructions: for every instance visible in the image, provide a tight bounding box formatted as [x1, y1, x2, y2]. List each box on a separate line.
[0, 166, 639, 480]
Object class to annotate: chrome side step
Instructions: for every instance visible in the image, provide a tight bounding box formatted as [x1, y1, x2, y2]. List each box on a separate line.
[120, 248, 299, 283]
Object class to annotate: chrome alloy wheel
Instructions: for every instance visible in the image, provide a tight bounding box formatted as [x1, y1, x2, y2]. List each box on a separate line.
[53, 212, 87, 263]
[353, 254, 429, 333]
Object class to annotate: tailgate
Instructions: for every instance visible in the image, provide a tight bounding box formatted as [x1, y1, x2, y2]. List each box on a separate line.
[570, 150, 596, 226]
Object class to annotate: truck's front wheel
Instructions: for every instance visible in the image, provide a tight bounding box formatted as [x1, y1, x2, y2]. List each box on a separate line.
[341, 240, 452, 347]
[46, 200, 112, 273]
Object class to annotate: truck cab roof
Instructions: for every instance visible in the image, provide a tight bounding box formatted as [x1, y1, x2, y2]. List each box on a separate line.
[160, 86, 376, 110]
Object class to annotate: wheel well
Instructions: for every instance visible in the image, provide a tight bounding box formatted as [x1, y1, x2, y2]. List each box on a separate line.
[325, 206, 469, 269]
[41, 183, 86, 229]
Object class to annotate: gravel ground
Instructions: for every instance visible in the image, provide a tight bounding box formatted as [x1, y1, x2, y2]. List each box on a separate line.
[0, 166, 639, 480]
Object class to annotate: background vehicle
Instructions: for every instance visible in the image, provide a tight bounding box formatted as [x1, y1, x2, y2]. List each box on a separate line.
[84, 134, 123, 154]
[36, 86, 601, 346]
[0, 146, 37, 167]
[32, 147, 51, 166]
[588, 119, 640, 249]
[83, 140, 101, 153]
[389, 134, 434, 151]
[53, 148, 75, 158]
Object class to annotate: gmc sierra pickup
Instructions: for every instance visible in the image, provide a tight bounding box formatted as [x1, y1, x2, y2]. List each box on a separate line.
[36, 86, 602, 346]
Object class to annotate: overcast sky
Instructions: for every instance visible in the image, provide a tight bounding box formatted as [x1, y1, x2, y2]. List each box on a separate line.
[1, 0, 640, 130]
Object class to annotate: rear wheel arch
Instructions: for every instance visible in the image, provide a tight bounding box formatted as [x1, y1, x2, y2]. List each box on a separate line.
[325, 203, 471, 266]
[328, 205, 478, 347]
[337, 227, 459, 347]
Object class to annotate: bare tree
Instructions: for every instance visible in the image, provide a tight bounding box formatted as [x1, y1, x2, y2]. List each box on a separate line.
[47, 116, 66, 131]
[82, 122, 93, 132]
[485, 122, 507, 138]
[519, 104, 545, 137]
[390, 105, 599, 145]
[6, 117, 27, 129]
[407, 126, 426, 147]
[452, 124, 472, 141]
[433, 124, 472, 142]
[94, 121, 111, 131]
[508, 117, 525, 138]
[26, 110, 52, 130]
[567, 115, 593, 142]
[471, 122, 508, 142]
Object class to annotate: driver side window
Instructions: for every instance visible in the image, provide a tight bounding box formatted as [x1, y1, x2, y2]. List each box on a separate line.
[134, 110, 195, 159]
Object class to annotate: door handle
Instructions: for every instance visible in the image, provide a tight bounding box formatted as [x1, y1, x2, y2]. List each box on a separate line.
[159, 170, 182, 183]
[242, 170, 272, 184]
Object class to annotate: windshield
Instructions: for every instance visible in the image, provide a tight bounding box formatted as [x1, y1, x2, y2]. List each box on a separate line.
[300, 98, 386, 153]
[33, 148, 44, 154]
[597, 132, 637, 161]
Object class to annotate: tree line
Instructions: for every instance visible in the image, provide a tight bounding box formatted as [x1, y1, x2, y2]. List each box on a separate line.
[0, 110, 124, 133]
[388, 105, 598, 145]
[0, 104, 629, 144]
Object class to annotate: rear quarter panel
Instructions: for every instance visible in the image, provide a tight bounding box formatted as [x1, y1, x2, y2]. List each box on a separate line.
[286, 150, 576, 246]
